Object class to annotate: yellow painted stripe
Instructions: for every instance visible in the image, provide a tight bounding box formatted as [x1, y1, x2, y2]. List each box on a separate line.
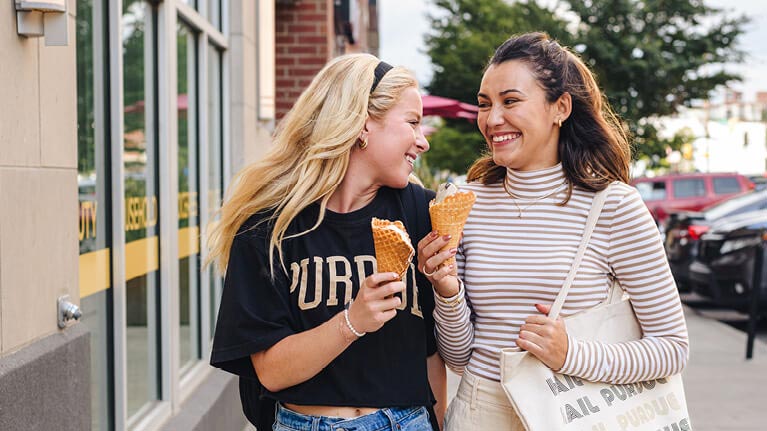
[79, 248, 111, 298]
[80, 229, 199, 291]
[178, 226, 200, 259]
[126, 236, 159, 281]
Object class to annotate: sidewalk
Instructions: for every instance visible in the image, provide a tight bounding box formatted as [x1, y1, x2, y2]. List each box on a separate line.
[680, 306, 767, 430]
[445, 305, 767, 430]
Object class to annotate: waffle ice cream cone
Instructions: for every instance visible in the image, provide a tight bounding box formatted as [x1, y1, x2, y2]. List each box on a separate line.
[372, 218, 415, 279]
[429, 184, 476, 267]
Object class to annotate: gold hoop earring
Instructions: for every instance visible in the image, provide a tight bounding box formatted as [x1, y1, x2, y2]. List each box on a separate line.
[358, 138, 368, 150]
[557, 118, 563, 128]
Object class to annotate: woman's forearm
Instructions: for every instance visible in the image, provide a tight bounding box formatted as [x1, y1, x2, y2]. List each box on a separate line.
[427, 353, 447, 430]
[251, 312, 355, 392]
[252, 273, 406, 392]
[433, 287, 475, 371]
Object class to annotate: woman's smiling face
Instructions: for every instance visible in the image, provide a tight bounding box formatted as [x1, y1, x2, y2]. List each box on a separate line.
[365, 86, 429, 188]
[477, 60, 563, 171]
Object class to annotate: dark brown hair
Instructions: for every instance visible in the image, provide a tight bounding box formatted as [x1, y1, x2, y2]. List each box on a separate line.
[467, 32, 631, 199]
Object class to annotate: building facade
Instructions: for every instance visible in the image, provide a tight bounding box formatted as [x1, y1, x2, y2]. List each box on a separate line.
[0, 0, 377, 430]
[651, 91, 767, 176]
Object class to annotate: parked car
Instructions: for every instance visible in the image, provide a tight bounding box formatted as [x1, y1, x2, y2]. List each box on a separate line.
[632, 172, 754, 226]
[748, 174, 767, 191]
[688, 209, 767, 311]
[664, 189, 767, 290]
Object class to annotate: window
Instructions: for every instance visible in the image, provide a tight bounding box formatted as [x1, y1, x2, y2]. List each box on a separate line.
[207, 44, 224, 335]
[179, 0, 197, 9]
[77, 0, 114, 429]
[75, 0, 228, 427]
[635, 181, 667, 201]
[673, 179, 706, 199]
[177, 22, 202, 370]
[207, 0, 222, 30]
[123, 0, 161, 418]
[713, 177, 742, 195]
[705, 191, 767, 221]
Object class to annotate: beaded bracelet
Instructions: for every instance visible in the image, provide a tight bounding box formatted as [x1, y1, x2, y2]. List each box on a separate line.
[344, 300, 366, 338]
[435, 278, 465, 309]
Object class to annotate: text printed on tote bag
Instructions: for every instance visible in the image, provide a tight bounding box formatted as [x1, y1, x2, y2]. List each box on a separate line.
[546, 374, 691, 430]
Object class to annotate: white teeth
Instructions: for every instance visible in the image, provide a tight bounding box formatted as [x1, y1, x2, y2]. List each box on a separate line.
[405, 155, 415, 164]
[492, 133, 520, 142]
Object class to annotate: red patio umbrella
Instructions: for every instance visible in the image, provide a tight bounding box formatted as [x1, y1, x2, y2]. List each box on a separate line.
[422, 94, 478, 121]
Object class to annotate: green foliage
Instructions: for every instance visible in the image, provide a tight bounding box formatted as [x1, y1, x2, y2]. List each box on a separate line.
[425, 120, 487, 174]
[423, 0, 572, 173]
[424, 0, 749, 172]
[566, 0, 748, 160]
[646, 127, 696, 170]
[413, 156, 439, 191]
[425, 0, 572, 105]
[76, 0, 95, 174]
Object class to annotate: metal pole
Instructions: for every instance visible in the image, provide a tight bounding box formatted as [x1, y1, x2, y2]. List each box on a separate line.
[746, 229, 765, 359]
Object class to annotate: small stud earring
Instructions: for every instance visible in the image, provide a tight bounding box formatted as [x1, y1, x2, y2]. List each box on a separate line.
[358, 138, 368, 150]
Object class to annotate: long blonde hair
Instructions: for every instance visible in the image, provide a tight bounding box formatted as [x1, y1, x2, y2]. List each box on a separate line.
[207, 53, 417, 275]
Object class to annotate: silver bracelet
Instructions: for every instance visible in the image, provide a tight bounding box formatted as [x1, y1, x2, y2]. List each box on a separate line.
[344, 301, 366, 338]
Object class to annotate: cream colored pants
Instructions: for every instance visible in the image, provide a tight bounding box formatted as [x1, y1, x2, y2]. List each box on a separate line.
[444, 370, 526, 430]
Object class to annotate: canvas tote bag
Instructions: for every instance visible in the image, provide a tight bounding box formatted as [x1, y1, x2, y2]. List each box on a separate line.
[500, 186, 692, 431]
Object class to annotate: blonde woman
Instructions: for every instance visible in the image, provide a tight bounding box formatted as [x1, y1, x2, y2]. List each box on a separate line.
[209, 54, 446, 431]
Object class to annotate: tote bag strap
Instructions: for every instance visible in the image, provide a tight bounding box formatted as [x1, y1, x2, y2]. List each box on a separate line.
[549, 184, 612, 320]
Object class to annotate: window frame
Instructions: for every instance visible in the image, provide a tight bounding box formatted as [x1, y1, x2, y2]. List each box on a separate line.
[106, 1, 229, 429]
[174, 0, 229, 408]
[635, 180, 668, 202]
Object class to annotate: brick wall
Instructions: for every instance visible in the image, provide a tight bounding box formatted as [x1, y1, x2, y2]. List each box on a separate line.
[275, 0, 331, 120]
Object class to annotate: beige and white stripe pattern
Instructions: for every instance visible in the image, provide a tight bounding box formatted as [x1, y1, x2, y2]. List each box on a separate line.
[433, 164, 689, 384]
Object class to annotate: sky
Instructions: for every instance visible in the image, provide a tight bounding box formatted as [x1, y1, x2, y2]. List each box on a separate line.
[379, 0, 767, 101]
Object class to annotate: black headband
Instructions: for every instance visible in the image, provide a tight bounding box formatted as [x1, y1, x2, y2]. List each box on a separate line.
[370, 61, 393, 93]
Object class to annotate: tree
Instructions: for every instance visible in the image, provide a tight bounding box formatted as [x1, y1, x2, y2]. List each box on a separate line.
[426, 0, 572, 104]
[424, 0, 572, 174]
[566, 0, 748, 164]
[425, 122, 487, 174]
[424, 0, 749, 172]
[76, 0, 94, 175]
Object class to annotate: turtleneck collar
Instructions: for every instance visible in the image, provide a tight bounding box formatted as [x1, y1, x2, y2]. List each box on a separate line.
[504, 163, 568, 199]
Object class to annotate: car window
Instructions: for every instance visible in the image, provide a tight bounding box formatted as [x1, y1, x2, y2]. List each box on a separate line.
[673, 178, 705, 198]
[713, 177, 741, 195]
[635, 181, 666, 201]
[705, 191, 767, 220]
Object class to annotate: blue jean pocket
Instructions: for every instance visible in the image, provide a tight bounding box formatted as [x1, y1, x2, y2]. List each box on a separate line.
[399, 406, 432, 430]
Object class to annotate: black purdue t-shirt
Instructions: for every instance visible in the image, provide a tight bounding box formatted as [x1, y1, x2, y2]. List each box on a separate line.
[210, 184, 437, 416]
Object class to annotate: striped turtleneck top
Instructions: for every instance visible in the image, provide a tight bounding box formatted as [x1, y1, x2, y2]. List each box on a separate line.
[433, 164, 689, 384]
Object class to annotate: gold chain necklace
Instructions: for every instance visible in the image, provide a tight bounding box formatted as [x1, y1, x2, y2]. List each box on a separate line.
[503, 180, 567, 218]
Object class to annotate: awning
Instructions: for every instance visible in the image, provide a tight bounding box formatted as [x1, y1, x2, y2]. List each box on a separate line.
[422, 94, 478, 121]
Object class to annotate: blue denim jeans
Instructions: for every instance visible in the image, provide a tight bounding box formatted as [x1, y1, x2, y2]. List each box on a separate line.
[273, 403, 432, 431]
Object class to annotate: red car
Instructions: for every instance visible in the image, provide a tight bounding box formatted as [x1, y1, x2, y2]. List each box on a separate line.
[632, 173, 754, 226]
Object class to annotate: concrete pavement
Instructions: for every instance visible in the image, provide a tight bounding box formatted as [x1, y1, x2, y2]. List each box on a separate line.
[679, 306, 767, 430]
[445, 305, 767, 430]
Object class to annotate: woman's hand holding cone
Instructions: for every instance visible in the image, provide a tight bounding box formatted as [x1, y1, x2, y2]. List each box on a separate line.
[417, 231, 461, 297]
[348, 272, 405, 334]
